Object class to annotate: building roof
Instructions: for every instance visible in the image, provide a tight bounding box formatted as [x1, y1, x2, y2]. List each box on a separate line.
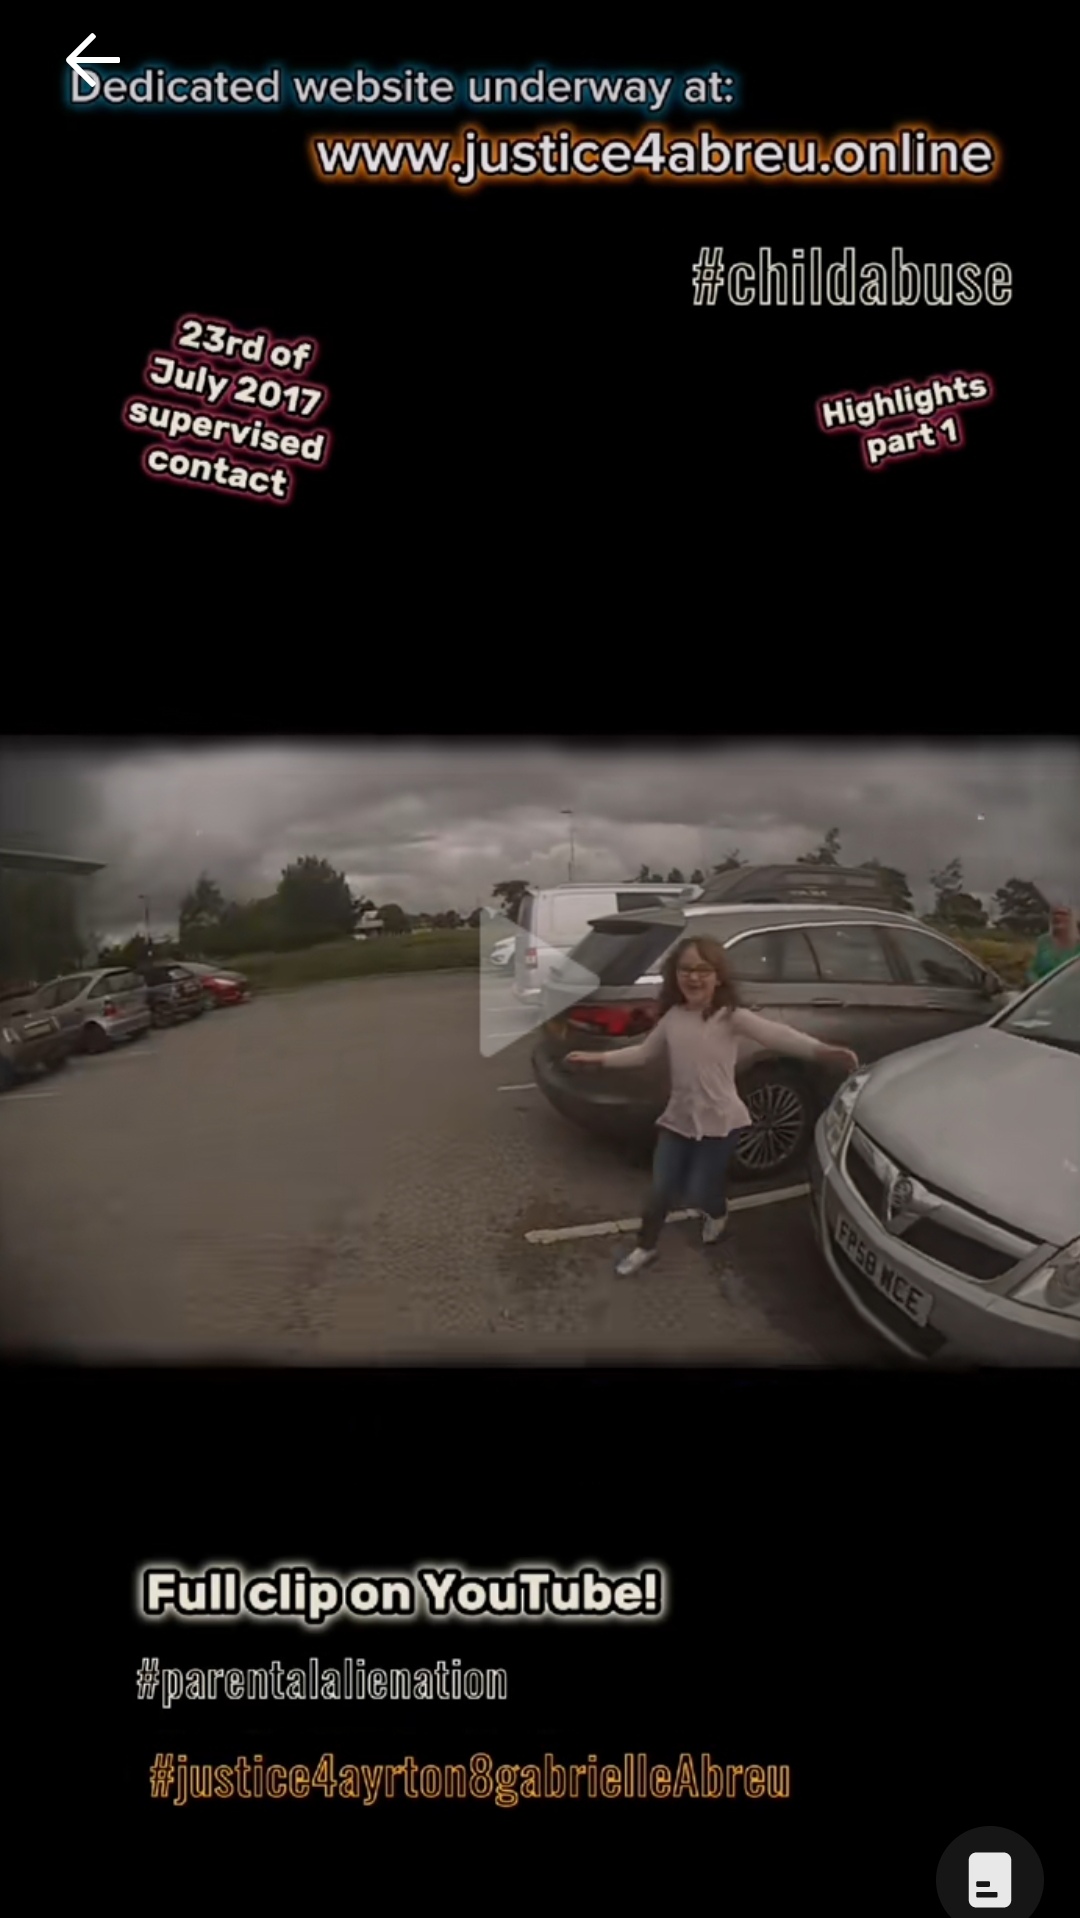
[0, 847, 106, 875]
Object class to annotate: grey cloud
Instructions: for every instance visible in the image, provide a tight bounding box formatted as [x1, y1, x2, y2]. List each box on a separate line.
[1, 739, 1075, 939]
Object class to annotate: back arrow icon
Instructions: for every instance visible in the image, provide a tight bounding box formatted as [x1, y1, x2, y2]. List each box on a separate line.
[67, 33, 120, 93]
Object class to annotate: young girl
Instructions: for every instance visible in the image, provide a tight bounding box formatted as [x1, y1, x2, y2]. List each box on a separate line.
[566, 935, 859, 1278]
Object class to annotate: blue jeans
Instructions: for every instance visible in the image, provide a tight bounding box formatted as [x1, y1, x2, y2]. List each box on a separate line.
[638, 1127, 746, 1250]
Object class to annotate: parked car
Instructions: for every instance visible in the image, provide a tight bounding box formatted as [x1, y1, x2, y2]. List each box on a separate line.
[0, 985, 74, 1090]
[138, 962, 206, 1027]
[808, 955, 1080, 1365]
[514, 882, 697, 1004]
[532, 901, 1012, 1180]
[26, 968, 152, 1053]
[177, 962, 252, 1009]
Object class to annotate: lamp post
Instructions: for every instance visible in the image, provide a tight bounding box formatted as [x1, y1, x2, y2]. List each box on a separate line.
[561, 809, 576, 883]
[138, 894, 151, 954]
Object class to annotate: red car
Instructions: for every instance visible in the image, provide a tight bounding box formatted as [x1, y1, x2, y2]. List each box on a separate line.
[179, 962, 252, 1009]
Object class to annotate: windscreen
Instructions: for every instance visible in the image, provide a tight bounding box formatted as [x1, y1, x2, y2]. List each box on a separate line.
[568, 922, 677, 986]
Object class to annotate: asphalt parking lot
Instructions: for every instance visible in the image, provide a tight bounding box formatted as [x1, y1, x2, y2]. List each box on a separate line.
[0, 970, 892, 1363]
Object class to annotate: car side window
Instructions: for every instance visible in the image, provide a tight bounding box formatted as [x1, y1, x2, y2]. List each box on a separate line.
[805, 924, 896, 983]
[888, 929, 985, 990]
[724, 933, 782, 982]
[91, 972, 135, 998]
[725, 930, 823, 983]
[778, 931, 821, 981]
[55, 979, 87, 1005]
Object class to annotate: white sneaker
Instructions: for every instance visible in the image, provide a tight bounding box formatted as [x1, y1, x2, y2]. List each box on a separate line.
[701, 1215, 728, 1245]
[615, 1246, 658, 1278]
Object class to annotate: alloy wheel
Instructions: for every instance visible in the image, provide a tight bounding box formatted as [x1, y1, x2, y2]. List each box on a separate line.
[736, 1081, 808, 1174]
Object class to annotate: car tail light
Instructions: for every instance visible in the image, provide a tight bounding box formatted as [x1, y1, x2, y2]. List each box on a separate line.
[526, 948, 538, 969]
[566, 1002, 659, 1037]
[102, 1000, 117, 1016]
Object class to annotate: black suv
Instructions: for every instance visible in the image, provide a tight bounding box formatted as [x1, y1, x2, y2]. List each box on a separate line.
[139, 963, 206, 1027]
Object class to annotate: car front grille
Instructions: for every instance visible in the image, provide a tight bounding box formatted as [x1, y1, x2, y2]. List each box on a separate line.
[843, 1128, 1038, 1284]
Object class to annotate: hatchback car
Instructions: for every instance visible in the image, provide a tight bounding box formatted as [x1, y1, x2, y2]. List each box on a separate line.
[27, 968, 152, 1052]
[808, 955, 1080, 1365]
[532, 902, 1011, 1180]
[177, 962, 251, 1009]
[139, 962, 206, 1027]
[0, 986, 74, 1089]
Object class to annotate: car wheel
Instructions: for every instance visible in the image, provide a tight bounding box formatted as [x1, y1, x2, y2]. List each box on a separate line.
[82, 1023, 111, 1055]
[735, 1063, 815, 1180]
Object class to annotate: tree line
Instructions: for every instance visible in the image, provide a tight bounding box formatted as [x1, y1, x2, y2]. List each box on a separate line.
[96, 860, 486, 966]
[0, 828, 1059, 986]
[491, 829, 1056, 935]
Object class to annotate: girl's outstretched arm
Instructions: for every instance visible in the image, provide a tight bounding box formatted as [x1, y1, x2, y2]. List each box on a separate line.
[732, 1008, 858, 1074]
[566, 1015, 668, 1069]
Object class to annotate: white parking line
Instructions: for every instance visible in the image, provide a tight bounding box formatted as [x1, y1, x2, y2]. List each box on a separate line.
[0, 1091, 63, 1102]
[498, 1083, 537, 1092]
[524, 1183, 811, 1243]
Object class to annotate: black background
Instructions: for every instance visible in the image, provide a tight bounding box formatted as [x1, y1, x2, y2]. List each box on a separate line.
[20, 24, 1064, 1898]
[46, 27, 1030, 619]
[13, 1364, 1069, 1889]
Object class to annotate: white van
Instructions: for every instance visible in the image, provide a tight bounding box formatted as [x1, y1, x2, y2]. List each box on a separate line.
[513, 883, 695, 1002]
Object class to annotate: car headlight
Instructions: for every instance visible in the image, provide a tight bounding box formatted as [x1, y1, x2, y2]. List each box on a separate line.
[1012, 1239, 1080, 1319]
[821, 1069, 871, 1160]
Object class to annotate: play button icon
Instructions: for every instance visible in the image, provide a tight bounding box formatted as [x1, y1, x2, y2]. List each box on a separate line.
[478, 910, 601, 1058]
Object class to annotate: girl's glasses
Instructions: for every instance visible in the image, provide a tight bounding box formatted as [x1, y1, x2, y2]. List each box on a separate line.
[677, 966, 715, 979]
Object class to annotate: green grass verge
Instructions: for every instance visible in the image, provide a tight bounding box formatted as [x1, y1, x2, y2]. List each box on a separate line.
[219, 931, 480, 992]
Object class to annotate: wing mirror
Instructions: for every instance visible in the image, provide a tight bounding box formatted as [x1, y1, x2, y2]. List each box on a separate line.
[982, 968, 1004, 996]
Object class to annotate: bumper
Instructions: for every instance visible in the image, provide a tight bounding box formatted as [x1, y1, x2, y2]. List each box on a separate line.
[155, 996, 203, 1020]
[809, 1117, 1080, 1366]
[103, 1010, 153, 1042]
[532, 1044, 654, 1142]
[3, 1032, 71, 1076]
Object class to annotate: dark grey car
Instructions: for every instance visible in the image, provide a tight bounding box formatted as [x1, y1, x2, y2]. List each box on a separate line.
[532, 903, 1012, 1179]
[139, 963, 205, 1027]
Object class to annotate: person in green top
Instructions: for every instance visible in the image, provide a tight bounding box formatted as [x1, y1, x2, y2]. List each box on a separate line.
[1027, 904, 1080, 983]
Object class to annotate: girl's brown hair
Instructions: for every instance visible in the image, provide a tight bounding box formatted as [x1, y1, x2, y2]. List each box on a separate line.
[657, 936, 740, 1020]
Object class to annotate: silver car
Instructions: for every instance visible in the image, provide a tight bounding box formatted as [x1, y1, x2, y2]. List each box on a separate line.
[809, 955, 1080, 1365]
[29, 968, 152, 1053]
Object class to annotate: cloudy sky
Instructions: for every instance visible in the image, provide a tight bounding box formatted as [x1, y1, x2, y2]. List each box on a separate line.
[0, 739, 1075, 940]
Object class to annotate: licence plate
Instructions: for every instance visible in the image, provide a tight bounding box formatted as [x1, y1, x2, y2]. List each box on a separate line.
[23, 1019, 53, 1037]
[833, 1213, 933, 1328]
